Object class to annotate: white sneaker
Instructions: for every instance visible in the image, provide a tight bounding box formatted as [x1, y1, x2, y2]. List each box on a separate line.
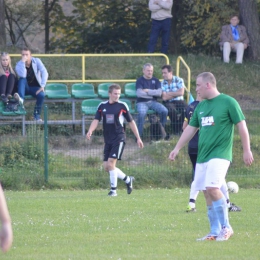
[216, 226, 234, 241]
[14, 93, 24, 105]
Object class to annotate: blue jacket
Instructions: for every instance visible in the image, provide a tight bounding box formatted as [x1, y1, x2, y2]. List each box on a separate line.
[15, 57, 48, 88]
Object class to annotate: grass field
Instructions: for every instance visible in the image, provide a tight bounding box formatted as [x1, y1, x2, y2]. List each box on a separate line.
[2, 189, 260, 260]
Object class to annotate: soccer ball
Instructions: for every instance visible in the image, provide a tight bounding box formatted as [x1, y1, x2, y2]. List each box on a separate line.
[227, 181, 239, 193]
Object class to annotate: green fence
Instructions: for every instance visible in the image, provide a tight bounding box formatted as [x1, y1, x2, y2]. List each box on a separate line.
[0, 100, 259, 190]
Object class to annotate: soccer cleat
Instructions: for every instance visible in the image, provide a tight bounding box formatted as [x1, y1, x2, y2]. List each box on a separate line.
[126, 176, 135, 194]
[229, 202, 241, 212]
[216, 226, 234, 241]
[14, 93, 24, 105]
[197, 234, 217, 241]
[108, 191, 117, 197]
[186, 205, 196, 212]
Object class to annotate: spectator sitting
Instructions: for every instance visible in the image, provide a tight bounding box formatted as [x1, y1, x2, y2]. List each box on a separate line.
[136, 63, 168, 138]
[219, 15, 249, 64]
[0, 52, 17, 103]
[161, 65, 187, 135]
[15, 47, 48, 122]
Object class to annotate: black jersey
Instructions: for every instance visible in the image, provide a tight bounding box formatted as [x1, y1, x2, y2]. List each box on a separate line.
[185, 100, 199, 154]
[95, 100, 133, 144]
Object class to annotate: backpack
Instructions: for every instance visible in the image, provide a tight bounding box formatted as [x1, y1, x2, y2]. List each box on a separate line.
[149, 114, 167, 141]
[4, 100, 20, 112]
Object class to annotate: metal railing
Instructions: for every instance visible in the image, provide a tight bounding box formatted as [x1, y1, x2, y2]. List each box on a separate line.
[10, 53, 170, 83]
[176, 56, 192, 104]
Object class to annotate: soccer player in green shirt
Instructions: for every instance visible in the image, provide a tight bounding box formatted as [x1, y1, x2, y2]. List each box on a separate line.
[169, 72, 253, 241]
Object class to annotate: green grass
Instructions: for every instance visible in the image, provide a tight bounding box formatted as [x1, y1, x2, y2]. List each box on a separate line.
[2, 189, 260, 259]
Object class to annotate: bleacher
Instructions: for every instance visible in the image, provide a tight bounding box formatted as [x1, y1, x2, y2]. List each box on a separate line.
[0, 82, 138, 136]
[3, 54, 191, 136]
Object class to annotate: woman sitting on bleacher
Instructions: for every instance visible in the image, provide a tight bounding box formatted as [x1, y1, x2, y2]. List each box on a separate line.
[0, 52, 17, 103]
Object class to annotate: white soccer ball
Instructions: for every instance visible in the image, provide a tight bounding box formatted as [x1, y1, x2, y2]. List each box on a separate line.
[227, 181, 239, 194]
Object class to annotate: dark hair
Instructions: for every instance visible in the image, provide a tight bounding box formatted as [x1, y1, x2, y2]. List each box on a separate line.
[230, 14, 239, 20]
[161, 65, 173, 72]
[108, 84, 121, 93]
[21, 47, 31, 53]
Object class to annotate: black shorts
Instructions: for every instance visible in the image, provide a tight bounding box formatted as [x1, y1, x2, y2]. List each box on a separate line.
[103, 141, 125, 161]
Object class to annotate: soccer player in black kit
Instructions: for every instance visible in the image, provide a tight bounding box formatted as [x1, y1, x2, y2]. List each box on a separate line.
[86, 84, 143, 196]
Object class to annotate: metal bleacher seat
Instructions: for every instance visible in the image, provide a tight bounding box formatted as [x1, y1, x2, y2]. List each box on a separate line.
[0, 101, 27, 135]
[45, 83, 71, 99]
[81, 99, 102, 135]
[97, 83, 125, 98]
[71, 83, 98, 99]
[124, 83, 137, 98]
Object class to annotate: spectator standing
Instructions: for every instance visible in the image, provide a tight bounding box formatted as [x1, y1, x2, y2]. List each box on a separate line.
[169, 72, 253, 241]
[161, 65, 187, 135]
[136, 63, 168, 138]
[0, 52, 17, 103]
[147, 0, 173, 54]
[86, 84, 143, 197]
[15, 47, 48, 121]
[220, 15, 249, 64]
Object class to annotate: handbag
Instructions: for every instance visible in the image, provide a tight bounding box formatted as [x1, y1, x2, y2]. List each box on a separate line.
[4, 100, 20, 112]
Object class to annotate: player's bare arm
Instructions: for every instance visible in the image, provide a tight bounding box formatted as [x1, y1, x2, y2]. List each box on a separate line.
[0, 185, 13, 253]
[168, 125, 198, 161]
[236, 120, 254, 166]
[86, 119, 99, 140]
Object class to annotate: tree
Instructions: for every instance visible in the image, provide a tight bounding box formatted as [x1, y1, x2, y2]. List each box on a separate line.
[43, 0, 65, 53]
[49, 0, 150, 53]
[0, 0, 6, 46]
[4, 0, 42, 48]
[238, 0, 260, 60]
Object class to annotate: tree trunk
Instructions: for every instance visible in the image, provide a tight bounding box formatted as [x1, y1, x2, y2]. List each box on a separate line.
[169, 0, 180, 54]
[0, 0, 6, 46]
[238, 0, 260, 60]
[45, 0, 50, 53]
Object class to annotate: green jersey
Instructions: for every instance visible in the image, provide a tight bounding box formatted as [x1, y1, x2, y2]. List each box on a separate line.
[189, 94, 245, 163]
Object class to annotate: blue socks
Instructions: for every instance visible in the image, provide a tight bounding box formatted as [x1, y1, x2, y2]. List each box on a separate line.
[207, 205, 221, 236]
[212, 197, 230, 229]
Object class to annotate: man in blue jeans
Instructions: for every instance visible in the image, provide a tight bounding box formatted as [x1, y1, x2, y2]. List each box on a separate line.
[136, 63, 168, 138]
[15, 47, 48, 122]
[147, 0, 173, 54]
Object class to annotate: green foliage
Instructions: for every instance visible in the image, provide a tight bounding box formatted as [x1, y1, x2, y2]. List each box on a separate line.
[50, 0, 151, 53]
[177, 0, 239, 54]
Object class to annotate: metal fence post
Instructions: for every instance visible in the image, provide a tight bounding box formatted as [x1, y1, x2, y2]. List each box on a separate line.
[44, 105, 48, 182]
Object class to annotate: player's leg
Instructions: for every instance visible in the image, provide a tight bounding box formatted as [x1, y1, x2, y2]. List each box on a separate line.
[103, 143, 118, 196]
[109, 141, 135, 195]
[187, 154, 199, 212]
[205, 159, 233, 241]
[220, 181, 242, 212]
[194, 162, 220, 240]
